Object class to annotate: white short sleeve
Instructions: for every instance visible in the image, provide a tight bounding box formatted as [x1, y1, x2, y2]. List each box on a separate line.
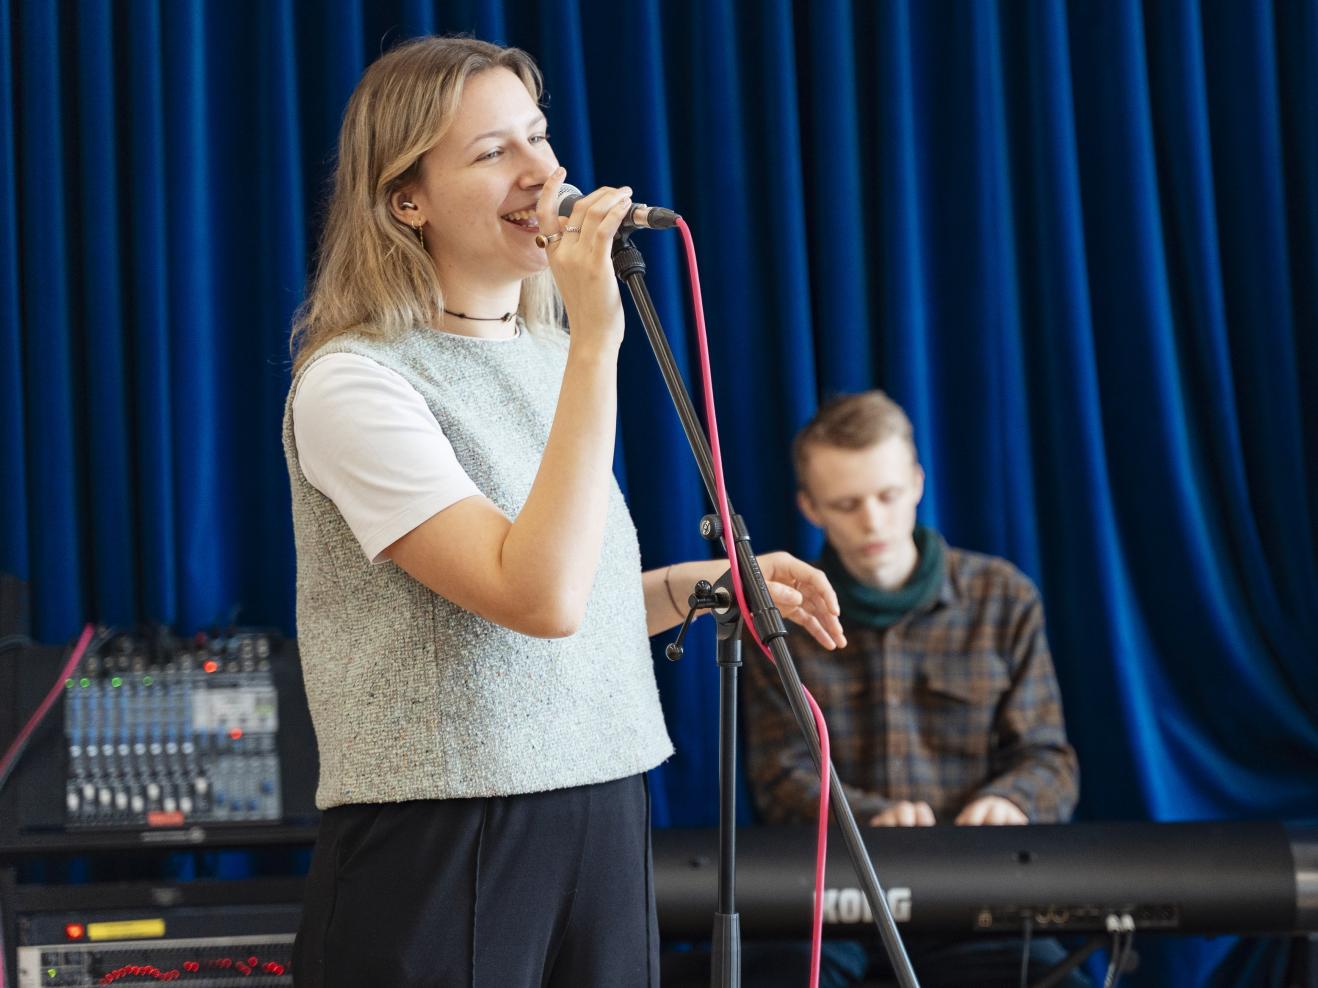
[292, 353, 482, 563]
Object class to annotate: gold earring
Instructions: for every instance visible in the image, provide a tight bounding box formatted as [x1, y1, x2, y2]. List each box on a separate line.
[412, 221, 425, 250]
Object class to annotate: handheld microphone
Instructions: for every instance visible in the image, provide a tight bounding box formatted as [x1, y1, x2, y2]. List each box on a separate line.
[555, 183, 680, 231]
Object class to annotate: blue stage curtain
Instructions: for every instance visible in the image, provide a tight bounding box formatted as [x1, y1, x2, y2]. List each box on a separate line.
[2, 2, 1315, 982]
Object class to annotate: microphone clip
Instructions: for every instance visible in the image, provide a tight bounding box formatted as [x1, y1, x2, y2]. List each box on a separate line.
[665, 581, 730, 662]
[665, 568, 744, 661]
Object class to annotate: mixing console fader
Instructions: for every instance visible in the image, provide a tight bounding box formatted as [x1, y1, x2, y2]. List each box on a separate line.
[63, 631, 284, 829]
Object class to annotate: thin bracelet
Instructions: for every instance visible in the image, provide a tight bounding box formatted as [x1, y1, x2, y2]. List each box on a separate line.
[663, 564, 684, 620]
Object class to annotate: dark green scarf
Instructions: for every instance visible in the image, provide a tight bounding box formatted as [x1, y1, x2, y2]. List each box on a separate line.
[819, 526, 946, 629]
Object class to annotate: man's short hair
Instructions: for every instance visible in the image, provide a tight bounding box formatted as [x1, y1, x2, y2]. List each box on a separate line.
[792, 390, 919, 489]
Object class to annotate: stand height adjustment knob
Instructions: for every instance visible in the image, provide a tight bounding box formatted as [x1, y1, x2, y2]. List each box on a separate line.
[699, 514, 723, 542]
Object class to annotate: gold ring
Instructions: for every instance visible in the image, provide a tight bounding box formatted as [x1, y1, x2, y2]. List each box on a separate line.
[534, 232, 563, 248]
[563, 226, 583, 234]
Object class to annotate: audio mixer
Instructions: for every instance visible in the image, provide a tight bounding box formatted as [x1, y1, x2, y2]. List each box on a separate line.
[0, 628, 318, 850]
[63, 631, 284, 829]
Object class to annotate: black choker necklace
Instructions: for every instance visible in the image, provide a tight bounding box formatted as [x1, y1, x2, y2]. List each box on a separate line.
[443, 307, 515, 323]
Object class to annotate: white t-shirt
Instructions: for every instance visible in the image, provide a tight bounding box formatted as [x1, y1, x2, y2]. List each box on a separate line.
[292, 353, 482, 563]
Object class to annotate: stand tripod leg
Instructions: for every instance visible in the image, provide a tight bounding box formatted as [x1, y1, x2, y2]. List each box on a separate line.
[711, 627, 742, 987]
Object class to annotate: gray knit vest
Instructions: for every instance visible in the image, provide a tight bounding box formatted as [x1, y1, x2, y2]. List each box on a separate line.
[282, 325, 673, 809]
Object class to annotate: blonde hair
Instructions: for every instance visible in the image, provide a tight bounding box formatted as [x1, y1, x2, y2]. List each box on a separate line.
[792, 390, 919, 488]
[290, 36, 562, 373]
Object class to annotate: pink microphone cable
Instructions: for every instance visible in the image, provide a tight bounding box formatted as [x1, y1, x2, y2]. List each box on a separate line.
[0, 624, 97, 988]
[675, 218, 833, 988]
[0, 624, 96, 789]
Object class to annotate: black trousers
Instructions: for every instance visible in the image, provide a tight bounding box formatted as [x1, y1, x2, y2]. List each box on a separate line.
[293, 774, 657, 988]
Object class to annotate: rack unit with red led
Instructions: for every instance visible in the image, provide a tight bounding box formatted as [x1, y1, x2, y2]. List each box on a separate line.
[2, 872, 303, 987]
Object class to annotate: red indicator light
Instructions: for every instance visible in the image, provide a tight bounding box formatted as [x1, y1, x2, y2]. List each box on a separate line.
[203, 660, 219, 673]
[104, 964, 176, 985]
[184, 962, 200, 972]
[64, 922, 85, 939]
[247, 956, 259, 966]
[228, 727, 244, 740]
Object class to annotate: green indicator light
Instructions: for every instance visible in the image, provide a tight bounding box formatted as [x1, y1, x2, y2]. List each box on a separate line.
[79, 678, 91, 688]
[111, 676, 123, 688]
[65, 678, 74, 689]
[48, 969, 57, 979]
[143, 675, 154, 686]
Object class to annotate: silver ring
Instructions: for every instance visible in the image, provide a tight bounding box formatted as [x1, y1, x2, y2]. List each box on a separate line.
[563, 226, 583, 234]
[534, 232, 563, 248]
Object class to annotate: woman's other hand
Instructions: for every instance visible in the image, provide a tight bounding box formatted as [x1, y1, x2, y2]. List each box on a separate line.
[757, 551, 847, 651]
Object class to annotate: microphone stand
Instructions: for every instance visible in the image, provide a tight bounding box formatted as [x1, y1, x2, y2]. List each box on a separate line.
[611, 235, 919, 988]
[666, 568, 746, 988]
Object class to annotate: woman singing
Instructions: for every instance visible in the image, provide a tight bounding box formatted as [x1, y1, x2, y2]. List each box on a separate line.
[283, 36, 844, 987]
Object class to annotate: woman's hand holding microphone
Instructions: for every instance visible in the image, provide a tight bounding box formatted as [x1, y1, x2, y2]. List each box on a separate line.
[536, 167, 633, 354]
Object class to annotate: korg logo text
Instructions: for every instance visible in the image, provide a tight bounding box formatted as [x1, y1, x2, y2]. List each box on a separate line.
[822, 887, 912, 924]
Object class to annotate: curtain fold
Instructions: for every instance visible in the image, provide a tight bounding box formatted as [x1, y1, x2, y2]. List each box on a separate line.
[79, 0, 134, 625]
[803, 0, 871, 398]
[0, 0, 28, 581]
[871, 0, 940, 533]
[20, 0, 88, 635]
[3, 3, 1315, 982]
[123, 0, 173, 628]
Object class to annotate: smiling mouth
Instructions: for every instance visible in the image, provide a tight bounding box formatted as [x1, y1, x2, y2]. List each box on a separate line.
[501, 208, 540, 231]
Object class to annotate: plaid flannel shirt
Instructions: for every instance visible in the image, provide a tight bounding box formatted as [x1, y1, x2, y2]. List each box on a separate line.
[744, 545, 1079, 825]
